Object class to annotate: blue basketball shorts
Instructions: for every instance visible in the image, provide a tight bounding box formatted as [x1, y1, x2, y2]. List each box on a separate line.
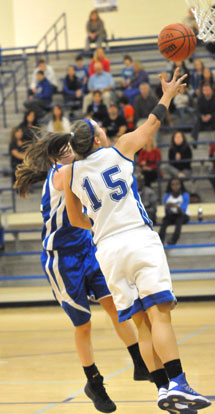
[41, 241, 111, 326]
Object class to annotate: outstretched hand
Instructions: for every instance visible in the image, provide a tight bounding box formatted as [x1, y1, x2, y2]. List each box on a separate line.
[158, 67, 187, 98]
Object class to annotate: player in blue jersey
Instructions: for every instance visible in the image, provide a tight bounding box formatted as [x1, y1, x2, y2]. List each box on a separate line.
[54, 69, 210, 413]
[14, 133, 152, 414]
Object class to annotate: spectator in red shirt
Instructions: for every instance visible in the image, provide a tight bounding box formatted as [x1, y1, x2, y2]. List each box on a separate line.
[138, 136, 161, 187]
[89, 47, 110, 76]
[209, 142, 215, 191]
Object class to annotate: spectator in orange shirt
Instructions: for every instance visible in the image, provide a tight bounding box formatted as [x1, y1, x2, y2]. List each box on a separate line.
[119, 96, 135, 131]
[89, 47, 110, 76]
[138, 136, 161, 187]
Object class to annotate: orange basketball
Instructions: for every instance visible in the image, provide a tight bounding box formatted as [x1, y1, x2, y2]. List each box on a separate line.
[158, 23, 197, 61]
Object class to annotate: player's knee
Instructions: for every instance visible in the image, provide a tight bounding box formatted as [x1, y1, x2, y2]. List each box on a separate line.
[75, 320, 91, 336]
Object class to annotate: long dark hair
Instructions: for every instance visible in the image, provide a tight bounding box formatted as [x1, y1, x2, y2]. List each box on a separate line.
[14, 132, 71, 197]
[22, 110, 38, 127]
[166, 177, 186, 194]
[171, 131, 188, 148]
[10, 127, 23, 145]
[52, 105, 63, 121]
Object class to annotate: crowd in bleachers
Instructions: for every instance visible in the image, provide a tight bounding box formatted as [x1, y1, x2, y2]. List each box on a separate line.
[4, 8, 215, 250]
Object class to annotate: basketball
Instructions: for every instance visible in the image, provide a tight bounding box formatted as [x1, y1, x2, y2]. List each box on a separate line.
[158, 23, 197, 61]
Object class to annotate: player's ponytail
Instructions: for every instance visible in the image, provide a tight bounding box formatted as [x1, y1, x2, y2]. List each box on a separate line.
[14, 132, 70, 197]
[70, 119, 95, 159]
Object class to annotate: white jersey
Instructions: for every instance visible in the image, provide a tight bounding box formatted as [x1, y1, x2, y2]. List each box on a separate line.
[71, 147, 152, 245]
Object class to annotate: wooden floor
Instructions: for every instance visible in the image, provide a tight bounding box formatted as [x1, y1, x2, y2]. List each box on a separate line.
[1, 302, 215, 414]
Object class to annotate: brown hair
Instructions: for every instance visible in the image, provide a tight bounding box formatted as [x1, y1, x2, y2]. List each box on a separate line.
[70, 120, 95, 159]
[14, 131, 70, 197]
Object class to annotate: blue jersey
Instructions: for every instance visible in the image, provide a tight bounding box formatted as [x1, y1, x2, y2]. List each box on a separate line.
[41, 165, 91, 250]
[71, 147, 152, 245]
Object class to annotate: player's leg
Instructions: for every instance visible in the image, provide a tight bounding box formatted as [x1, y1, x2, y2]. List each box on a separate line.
[99, 295, 151, 381]
[41, 249, 116, 413]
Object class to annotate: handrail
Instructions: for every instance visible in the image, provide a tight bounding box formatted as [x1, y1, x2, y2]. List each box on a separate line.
[0, 58, 29, 128]
[35, 12, 68, 62]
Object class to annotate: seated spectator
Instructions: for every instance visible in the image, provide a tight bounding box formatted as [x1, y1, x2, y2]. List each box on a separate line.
[123, 61, 149, 105]
[169, 60, 190, 86]
[74, 54, 89, 93]
[24, 71, 53, 118]
[165, 131, 192, 178]
[62, 65, 82, 107]
[0, 221, 4, 251]
[89, 47, 110, 76]
[190, 59, 204, 97]
[30, 58, 57, 95]
[173, 85, 195, 123]
[102, 102, 127, 143]
[191, 83, 215, 144]
[47, 105, 70, 133]
[83, 62, 115, 114]
[159, 178, 190, 245]
[86, 90, 108, 123]
[138, 136, 161, 187]
[134, 83, 158, 126]
[137, 176, 157, 224]
[200, 67, 214, 90]
[85, 9, 107, 51]
[19, 110, 39, 142]
[9, 127, 26, 184]
[209, 141, 215, 191]
[119, 96, 135, 131]
[121, 55, 134, 89]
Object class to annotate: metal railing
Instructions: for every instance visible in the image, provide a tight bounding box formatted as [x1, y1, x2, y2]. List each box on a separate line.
[2, 13, 68, 63]
[0, 13, 68, 128]
[0, 58, 29, 128]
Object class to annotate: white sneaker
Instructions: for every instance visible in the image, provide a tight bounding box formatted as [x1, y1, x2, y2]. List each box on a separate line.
[158, 385, 197, 414]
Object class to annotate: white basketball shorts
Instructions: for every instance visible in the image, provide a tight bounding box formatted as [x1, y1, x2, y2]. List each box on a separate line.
[95, 225, 176, 322]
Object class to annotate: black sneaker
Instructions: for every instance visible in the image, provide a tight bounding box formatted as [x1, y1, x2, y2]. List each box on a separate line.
[133, 367, 153, 382]
[84, 376, 116, 413]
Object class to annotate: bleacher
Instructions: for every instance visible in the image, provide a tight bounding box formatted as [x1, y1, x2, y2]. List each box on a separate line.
[0, 31, 215, 304]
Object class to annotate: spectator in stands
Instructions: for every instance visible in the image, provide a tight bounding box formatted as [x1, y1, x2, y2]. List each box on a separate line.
[0, 220, 4, 251]
[102, 102, 127, 143]
[173, 85, 195, 123]
[138, 136, 161, 187]
[62, 65, 83, 108]
[86, 90, 108, 124]
[190, 59, 204, 97]
[137, 175, 157, 224]
[9, 127, 26, 184]
[83, 62, 115, 114]
[209, 141, 215, 191]
[123, 60, 149, 105]
[89, 47, 110, 76]
[19, 110, 39, 142]
[47, 105, 71, 133]
[159, 178, 190, 245]
[134, 83, 157, 126]
[169, 61, 190, 86]
[121, 55, 134, 89]
[191, 83, 215, 144]
[200, 67, 214, 90]
[165, 131, 192, 178]
[119, 96, 135, 131]
[30, 58, 57, 95]
[85, 9, 107, 51]
[24, 71, 53, 118]
[74, 55, 89, 93]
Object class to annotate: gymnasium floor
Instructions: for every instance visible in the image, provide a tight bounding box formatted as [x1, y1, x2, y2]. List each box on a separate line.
[1, 301, 214, 414]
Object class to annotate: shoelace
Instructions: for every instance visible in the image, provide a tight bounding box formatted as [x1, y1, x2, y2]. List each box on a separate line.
[96, 382, 112, 401]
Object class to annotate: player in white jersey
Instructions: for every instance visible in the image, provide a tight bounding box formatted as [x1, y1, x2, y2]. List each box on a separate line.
[14, 133, 152, 414]
[57, 69, 211, 413]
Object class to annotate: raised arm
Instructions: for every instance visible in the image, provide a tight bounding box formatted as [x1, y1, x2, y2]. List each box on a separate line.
[115, 68, 187, 159]
[63, 165, 92, 230]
